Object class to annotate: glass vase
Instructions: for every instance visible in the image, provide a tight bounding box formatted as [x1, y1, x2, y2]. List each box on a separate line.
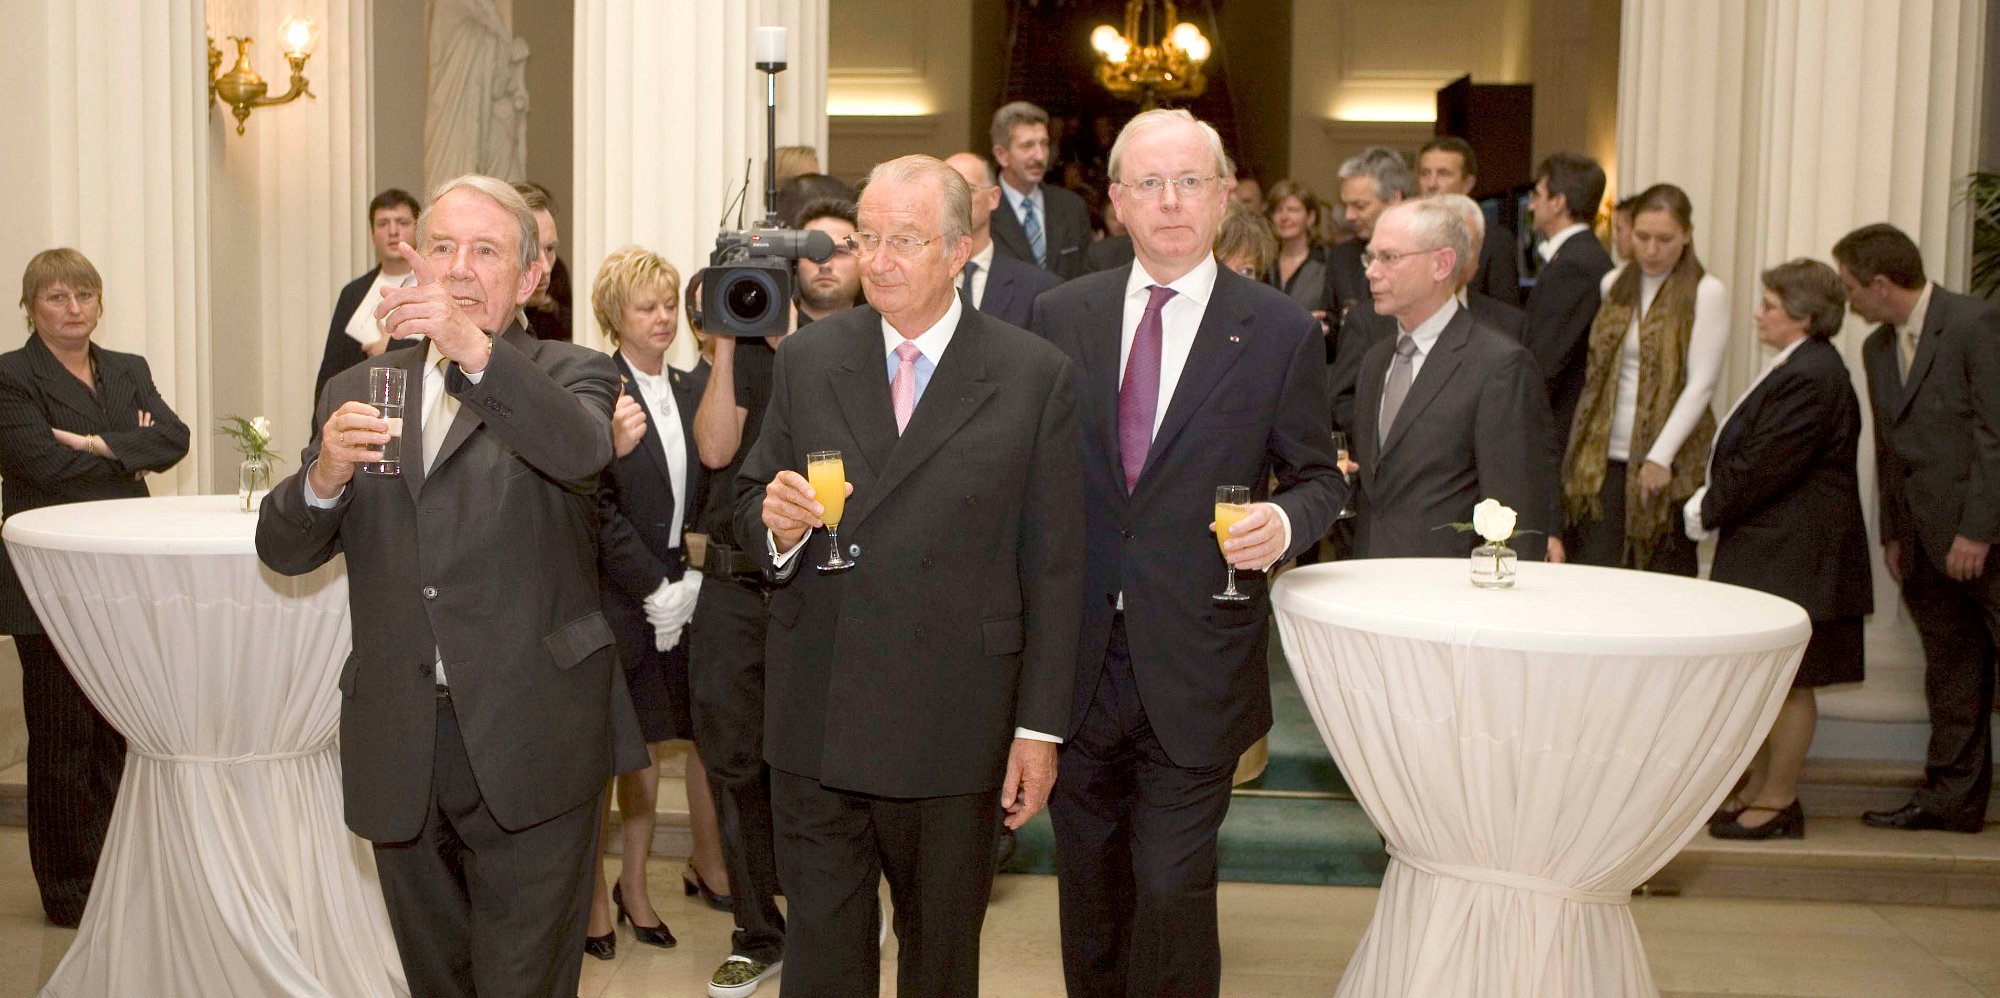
[1470, 541, 1517, 589]
[238, 456, 272, 512]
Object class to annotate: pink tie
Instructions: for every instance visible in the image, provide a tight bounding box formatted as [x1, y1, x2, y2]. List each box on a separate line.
[1118, 285, 1177, 492]
[892, 340, 921, 434]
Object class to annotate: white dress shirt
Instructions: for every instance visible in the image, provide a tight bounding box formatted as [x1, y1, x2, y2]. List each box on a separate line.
[622, 356, 689, 546]
[1684, 336, 1810, 540]
[1895, 282, 1935, 378]
[962, 241, 995, 309]
[1597, 268, 1730, 466]
[344, 270, 416, 346]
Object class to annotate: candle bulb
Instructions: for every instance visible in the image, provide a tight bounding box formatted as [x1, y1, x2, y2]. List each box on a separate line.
[754, 26, 786, 67]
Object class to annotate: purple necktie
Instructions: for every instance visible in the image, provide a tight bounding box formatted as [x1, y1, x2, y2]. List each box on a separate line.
[1118, 284, 1177, 492]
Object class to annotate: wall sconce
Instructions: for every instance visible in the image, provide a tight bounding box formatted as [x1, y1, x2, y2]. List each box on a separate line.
[1091, 0, 1211, 108]
[207, 16, 319, 136]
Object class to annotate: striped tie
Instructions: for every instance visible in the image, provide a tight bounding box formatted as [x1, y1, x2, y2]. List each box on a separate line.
[1024, 199, 1045, 265]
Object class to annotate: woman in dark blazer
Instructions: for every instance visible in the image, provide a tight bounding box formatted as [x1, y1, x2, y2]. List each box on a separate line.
[1693, 258, 1872, 841]
[1, 248, 189, 924]
[581, 247, 726, 958]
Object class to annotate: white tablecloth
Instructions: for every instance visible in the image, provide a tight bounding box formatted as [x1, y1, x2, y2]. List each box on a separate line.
[4, 495, 406, 997]
[1272, 559, 1809, 997]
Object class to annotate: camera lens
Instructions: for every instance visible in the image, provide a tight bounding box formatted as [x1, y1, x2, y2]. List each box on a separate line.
[724, 275, 772, 322]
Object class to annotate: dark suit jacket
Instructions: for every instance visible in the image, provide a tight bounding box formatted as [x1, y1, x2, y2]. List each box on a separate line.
[733, 305, 1084, 799]
[1471, 222, 1522, 306]
[1332, 292, 1526, 435]
[975, 251, 1063, 330]
[0, 335, 190, 633]
[992, 182, 1094, 280]
[1032, 265, 1346, 769]
[258, 325, 646, 841]
[315, 268, 423, 408]
[1350, 306, 1559, 560]
[1086, 235, 1135, 274]
[1705, 337, 1873, 620]
[1523, 232, 1614, 447]
[1324, 240, 1371, 324]
[1860, 285, 2000, 568]
[598, 352, 710, 673]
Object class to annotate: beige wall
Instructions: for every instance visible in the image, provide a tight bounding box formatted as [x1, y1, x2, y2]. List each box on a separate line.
[1531, 0, 1622, 200]
[825, 0, 971, 182]
[0, 1, 54, 299]
[373, 0, 426, 197]
[515, 0, 575, 252]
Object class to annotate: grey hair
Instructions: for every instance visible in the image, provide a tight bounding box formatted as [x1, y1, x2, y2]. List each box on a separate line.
[989, 101, 1050, 150]
[861, 154, 974, 244]
[419, 174, 541, 272]
[1337, 146, 1417, 201]
[1429, 194, 1486, 287]
[1391, 198, 1471, 284]
[1106, 108, 1234, 184]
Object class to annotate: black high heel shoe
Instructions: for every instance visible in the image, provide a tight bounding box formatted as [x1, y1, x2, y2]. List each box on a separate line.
[1707, 797, 1747, 826]
[683, 866, 733, 913]
[1709, 800, 1805, 841]
[613, 882, 677, 949]
[583, 931, 616, 961]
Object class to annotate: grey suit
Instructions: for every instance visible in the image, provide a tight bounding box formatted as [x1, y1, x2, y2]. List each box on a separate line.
[1350, 306, 1560, 560]
[992, 182, 1094, 280]
[257, 324, 645, 997]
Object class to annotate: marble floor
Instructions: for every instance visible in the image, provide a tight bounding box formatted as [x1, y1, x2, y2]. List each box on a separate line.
[1, 826, 1996, 997]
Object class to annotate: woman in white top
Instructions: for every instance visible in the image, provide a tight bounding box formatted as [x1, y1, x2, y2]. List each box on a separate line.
[1556, 183, 1728, 574]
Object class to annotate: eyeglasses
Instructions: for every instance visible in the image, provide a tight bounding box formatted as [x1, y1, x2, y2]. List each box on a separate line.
[1360, 246, 1445, 268]
[1118, 175, 1219, 201]
[845, 232, 942, 259]
[37, 290, 99, 310]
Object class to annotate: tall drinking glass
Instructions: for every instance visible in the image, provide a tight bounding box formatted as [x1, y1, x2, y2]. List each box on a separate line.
[1331, 431, 1357, 520]
[807, 450, 854, 572]
[364, 366, 406, 476]
[1213, 485, 1253, 603]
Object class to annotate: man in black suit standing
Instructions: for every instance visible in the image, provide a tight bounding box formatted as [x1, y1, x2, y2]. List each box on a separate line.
[946, 151, 1063, 329]
[1327, 146, 1417, 325]
[990, 101, 1094, 280]
[737, 154, 1084, 997]
[1347, 198, 1559, 559]
[1521, 152, 1613, 452]
[258, 175, 644, 997]
[1418, 136, 1520, 306]
[1032, 109, 1347, 998]
[1838, 223, 2000, 835]
[314, 189, 424, 405]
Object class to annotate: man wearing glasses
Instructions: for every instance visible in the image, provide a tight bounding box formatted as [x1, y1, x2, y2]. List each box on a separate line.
[736, 154, 1084, 998]
[1031, 109, 1346, 998]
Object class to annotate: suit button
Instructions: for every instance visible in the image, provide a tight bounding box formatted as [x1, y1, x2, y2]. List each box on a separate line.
[915, 626, 928, 640]
[921, 557, 934, 569]
[848, 543, 861, 558]
[422, 586, 439, 599]
[1121, 530, 1135, 540]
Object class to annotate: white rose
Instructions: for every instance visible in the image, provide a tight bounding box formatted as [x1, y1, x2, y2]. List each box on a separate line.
[1470, 498, 1517, 543]
[249, 416, 272, 445]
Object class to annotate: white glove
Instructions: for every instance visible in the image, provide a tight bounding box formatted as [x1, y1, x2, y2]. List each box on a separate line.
[643, 570, 703, 651]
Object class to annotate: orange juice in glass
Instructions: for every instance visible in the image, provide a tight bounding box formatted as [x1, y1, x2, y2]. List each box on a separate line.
[807, 450, 854, 572]
[1213, 485, 1252, 602]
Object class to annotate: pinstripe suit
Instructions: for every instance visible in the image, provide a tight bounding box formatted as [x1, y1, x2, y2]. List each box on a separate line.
[0, 332, 189, 925]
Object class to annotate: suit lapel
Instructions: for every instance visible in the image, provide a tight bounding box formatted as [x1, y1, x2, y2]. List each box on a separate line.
[991, 198, 1033, 262]
[1134, 272, 1255, 497]
[844, 314, 998, 535]
[613, 352, 675, 490]
[669, 365, 703, 521]
[24, 335, 101, 427]
[1079, 274, 1128, 501]
[1379, 309, 1471, 459]
[1354, 337, 1391, 478]
[396, 339, 434, 500]
[981, 266, 1015, 320]
[1892, 289, 1947, 422]
[426, 326, 531, 484]
[829, 316, 899, 481]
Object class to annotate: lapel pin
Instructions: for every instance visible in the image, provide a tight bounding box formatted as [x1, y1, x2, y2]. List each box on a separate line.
[1229, 335, 1241, 343]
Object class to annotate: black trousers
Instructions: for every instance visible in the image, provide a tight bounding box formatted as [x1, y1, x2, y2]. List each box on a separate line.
[770, 767, 1000, 998]
[371, 694, 601, 998]
[1565, 460, 1698, 575]
[1049, 616, 1237, 998]
[688, 576, 785, 963]
[16, 632, 125, 927]
[1901, 540, 2000, 821]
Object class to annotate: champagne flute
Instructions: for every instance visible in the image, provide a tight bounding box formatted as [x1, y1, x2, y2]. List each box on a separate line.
[1213, 485, 1253, 603]
[807, 450, 854, 572]
[1330, 431, 1357, 520]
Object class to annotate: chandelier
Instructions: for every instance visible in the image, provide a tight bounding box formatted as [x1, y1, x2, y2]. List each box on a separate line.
[1090, 0, 1211, 108]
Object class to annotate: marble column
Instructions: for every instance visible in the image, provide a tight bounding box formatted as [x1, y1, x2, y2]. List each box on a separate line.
[1617, 0, 1987, 732]
[573, 0, 830, 363]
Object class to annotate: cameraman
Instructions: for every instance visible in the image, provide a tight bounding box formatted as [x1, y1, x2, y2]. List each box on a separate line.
[688, 196, 860, 998]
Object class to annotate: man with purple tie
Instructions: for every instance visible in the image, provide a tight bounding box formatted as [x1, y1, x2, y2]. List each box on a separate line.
[1030, 109, 1347, 998]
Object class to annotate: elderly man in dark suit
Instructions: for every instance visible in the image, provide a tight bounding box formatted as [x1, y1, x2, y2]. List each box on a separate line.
[737, 154, 1084, 998]
[1032, 109, 1346, 998]
[257, 175, 644, 997]
[1521, 152, 1614, 451]
[1348, 198, 1559, 560]
[989, 101, 1094, 280]
[1838, 223, 2000, 835]
[946, 151, 1063, 330]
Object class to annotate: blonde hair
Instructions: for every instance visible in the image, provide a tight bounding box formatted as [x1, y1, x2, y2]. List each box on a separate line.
[20, 248, 103, 331]
[1215, 203, 1279, 275]
[775, 146, 820, 186]
[591, 246, 682, 347]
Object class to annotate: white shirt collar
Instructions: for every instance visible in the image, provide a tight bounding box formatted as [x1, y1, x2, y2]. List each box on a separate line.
[1398, 295, 1459, 354]
[881, 292, 964, 367]
[1897, 282, 1935, 338]
[1539, 222, 1592, 262]
[1125, 253, 1219, 310]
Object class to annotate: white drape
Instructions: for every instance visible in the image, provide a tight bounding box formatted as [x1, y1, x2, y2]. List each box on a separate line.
[1273, 560, 1808, 996]
[425, 0, 529, 188]
[5, 496, 405, 998]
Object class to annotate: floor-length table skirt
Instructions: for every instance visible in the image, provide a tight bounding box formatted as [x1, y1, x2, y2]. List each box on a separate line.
[5, 495, 406, 997]
[1273, 559, 1809, 997]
